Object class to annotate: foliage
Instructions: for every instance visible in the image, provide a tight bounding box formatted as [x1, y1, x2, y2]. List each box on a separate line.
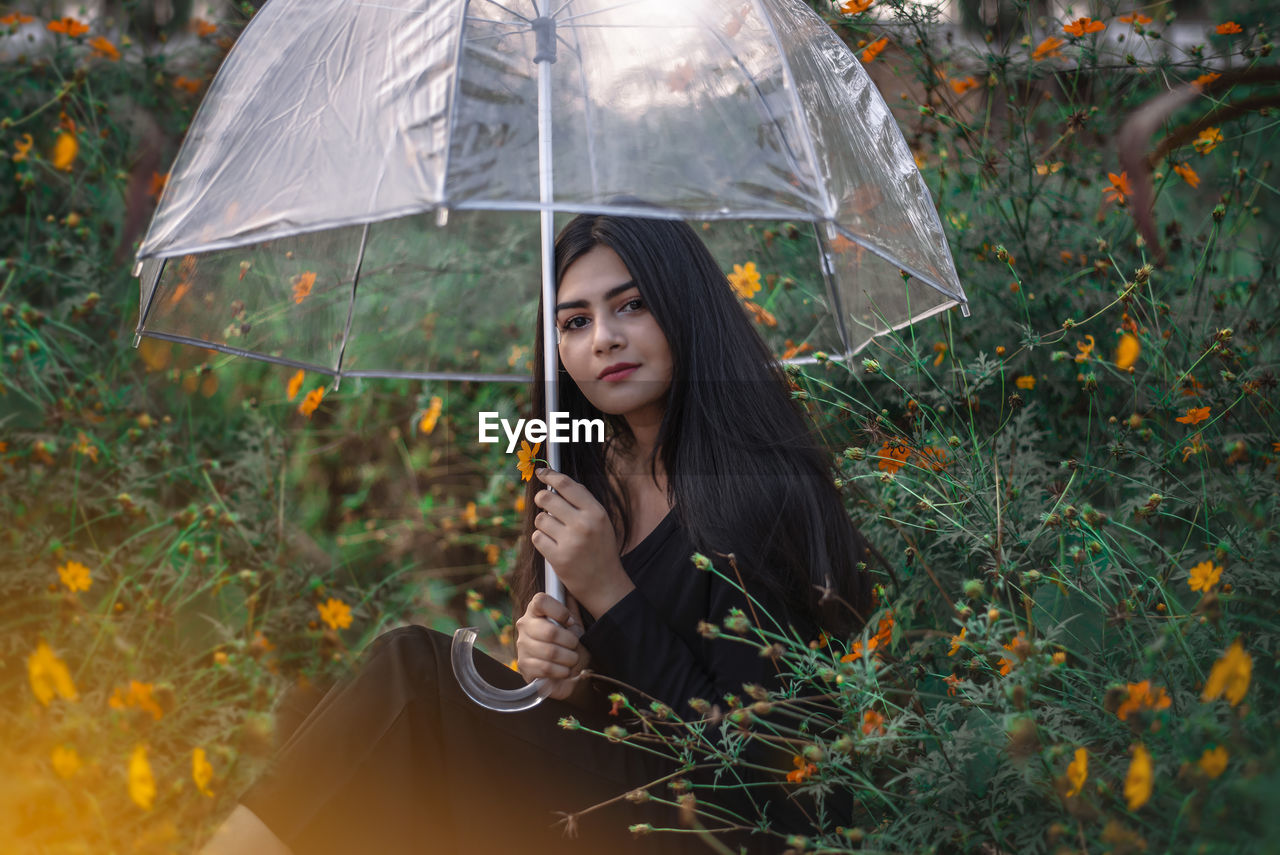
[1, 0, 1278, 853]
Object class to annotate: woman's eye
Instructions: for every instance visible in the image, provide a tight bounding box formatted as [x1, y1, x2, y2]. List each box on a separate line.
[621, 298, 644, 312]
[560, 316, 588, 332]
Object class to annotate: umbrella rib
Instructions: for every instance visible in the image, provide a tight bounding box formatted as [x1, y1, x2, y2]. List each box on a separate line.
[814, 226, 853, 357]
[464, 15, 531, 27]
[471, 0, 532, 24]
[332, 223, 371, 388]
[554, 0, 645, 24]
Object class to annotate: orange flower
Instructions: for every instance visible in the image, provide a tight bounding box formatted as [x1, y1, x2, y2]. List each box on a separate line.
[1036, 161, 1064, 176]
[108, 680, 165, 720]
[1193, 127, 1222, 155]
[148, 171, 169, 198]
[1102, 171, 1130, 205]
[786, 754, 818, 783]
[1075, 334, 1096, 363]
[997, 631, 1027, 676]
[1180, 375, 1205, 397]
[298, 386, 325, 418]
[1115, 680, 1171, 721]
[1032, 36, 1065, 61]
[292, 271, 316, 304]
[88, 36, 119, 60]
[0, 12, 35, 26]
[1181, 432, 1206, 462]
[947, 627, 966, 656]
[317, 597, 353, 630]
[418, 395, 443, 435]
[51, 132, 78, 171]
[1198, 746, 1228, 779]
[1065, 747, 1088, 797]
[173, 75, 203, 94]
[1115, 334, 1141, 370]
[1171, 162, 1200, 188]
[191, 18, 218, 37]
[57, 560, 92, 593]
[781, 340, 812, 361]
[12, 133, 33, 162]
[860, 36, 889, 63]
[932, 342, 947, 366]
[840, 613, 893, 662]
[944, 674, 962, 696]
[1015, 375, 1036, 390]
[948, 76, 979, 95]
[1176, 406, 1210, 425]
[861, 710, 886, 736]
[1214, 21, 1242, 35]
[1063, 17, 1105, 37]
[742, 300, 777, 327]
[1193, 72, 1220, 90]
[1187, 560, 1222, 592]
[1117, 12, 1152, 25]
[875, 440, 910, 474]
[916, 446, 948, 471]
[46, 17, 90, 37]
[1202, 639, 1252, 706]
[286, 369, 305, 401]
[840, 0, 873, 14]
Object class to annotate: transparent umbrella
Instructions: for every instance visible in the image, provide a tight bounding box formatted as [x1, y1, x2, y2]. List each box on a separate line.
[133, 0, 969, 712]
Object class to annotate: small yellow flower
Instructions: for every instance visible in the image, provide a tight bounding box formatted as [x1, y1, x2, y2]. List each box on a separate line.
[484, 543, 500, 564]
[1198, 745, 1228, 779]
[291, 271, 317, 304]
[462, 501, 479, 528]
[1193, 127, 1223, 155]
[1172, 163, 1200, 188]
[1065, 747, 1087, 797]
[12, 133, 33, 162]
[1015, 375, 1036, 390]
[51, 132, 78, 171]
[129, 744, 157, 810]
[58, 560, 92, 593]
[298, 386, 325, 418]
[27, 640, 78, 706]
[1202, 639, 1252, 706]
[1115, 334, 1141, 370]
[286, 370, 305, 401]
[1074, 334, 1095, 363]
[108, 680, 164, 720]
[1187, 560, 1222, 592]
[192, 747, 215, 797]
[947, 627, 966, 656]
[1124, 744, 1153, 810]
[51, 745, 81, 779]
[418, 395, 443, 435]
[317, 597, 353, 630]
[727, 262, 761, 299]
[516, 440, 542, 481]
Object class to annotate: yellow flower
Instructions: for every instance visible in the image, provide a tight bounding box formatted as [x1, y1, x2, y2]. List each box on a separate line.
[1015, 375, 1036, 390]
[1202, 639, 1252, 706]
[298, 386, 325, 417]
[1115, 334, 1141, 370]
[485, 543, 500, 564]
[1115, 680, 1171, 721]
[860, 36, 889, 63]
[418, 395, 443, 435]
[129, 744, 156, 810]
[948, 627, 966, 656]
[52, 745, 81, 779]
[516, 440, 542, 481]
[462, 501, 479, 528]
[88, 35, 120, 60]
[1124, 744, 1153, 810]
[1172, 163, 1200, 188]
[1187, 560, 1222, 592]
[932, 342, 947, 366]
[108, 680, 164, 720]
[286, 370, 305, 401]
[192, 747, 215, 797]
[27, 640, 78, 706]
[51, 132, 78, 171]
[1193, 127, 1223, 155]
[1198, 746, 1228, 779]
[12, 132, 33, 162]
[727, 262, 761, 299]
[1035, 161, 1063, 175]
[1066, 747, 1087, 797]
[57, 560, 92, 593]
[317, 597, 353, 630]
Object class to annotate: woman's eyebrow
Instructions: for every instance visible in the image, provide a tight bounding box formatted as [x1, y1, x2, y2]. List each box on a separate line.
[555, 281, 638, 312]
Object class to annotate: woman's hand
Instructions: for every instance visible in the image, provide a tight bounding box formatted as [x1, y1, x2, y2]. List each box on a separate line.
[515, 592, 590, 702]
[531, 468, 636, 617]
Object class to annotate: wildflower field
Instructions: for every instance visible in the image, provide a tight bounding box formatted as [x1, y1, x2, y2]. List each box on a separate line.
[1, 1, 1277, 853]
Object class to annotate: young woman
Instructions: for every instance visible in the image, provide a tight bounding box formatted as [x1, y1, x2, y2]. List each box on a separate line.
[199, 213, 873, 855]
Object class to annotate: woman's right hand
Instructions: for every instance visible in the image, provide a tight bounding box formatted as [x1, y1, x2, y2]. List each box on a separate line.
[515, 592, 589, 701]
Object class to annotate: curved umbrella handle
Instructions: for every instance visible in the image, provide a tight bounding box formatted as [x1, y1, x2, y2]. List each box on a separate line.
[450, 626, 554, 712]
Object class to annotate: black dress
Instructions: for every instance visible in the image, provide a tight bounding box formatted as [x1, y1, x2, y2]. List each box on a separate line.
[240, 509, 847, 854]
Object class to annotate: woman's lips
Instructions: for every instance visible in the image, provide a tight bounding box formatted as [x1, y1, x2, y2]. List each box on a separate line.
[600, 366, 638, 382]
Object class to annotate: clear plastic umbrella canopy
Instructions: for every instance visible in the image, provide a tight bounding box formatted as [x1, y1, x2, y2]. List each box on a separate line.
[134, 0, 968, 385]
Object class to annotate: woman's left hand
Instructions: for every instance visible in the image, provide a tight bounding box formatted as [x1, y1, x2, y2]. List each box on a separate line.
[531, 468, 635, 617]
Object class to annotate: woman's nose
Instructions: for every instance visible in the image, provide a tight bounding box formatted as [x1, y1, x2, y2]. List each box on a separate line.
[593, 317, 624, 352]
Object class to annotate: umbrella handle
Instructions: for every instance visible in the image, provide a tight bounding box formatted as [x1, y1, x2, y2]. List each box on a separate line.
[450, 626, 554, 711]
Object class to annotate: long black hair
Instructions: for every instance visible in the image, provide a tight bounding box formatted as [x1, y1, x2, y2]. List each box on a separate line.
[511, 214, 872, 640]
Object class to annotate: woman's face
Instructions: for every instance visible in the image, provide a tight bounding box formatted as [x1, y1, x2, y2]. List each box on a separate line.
[555, 244, 673, 427]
